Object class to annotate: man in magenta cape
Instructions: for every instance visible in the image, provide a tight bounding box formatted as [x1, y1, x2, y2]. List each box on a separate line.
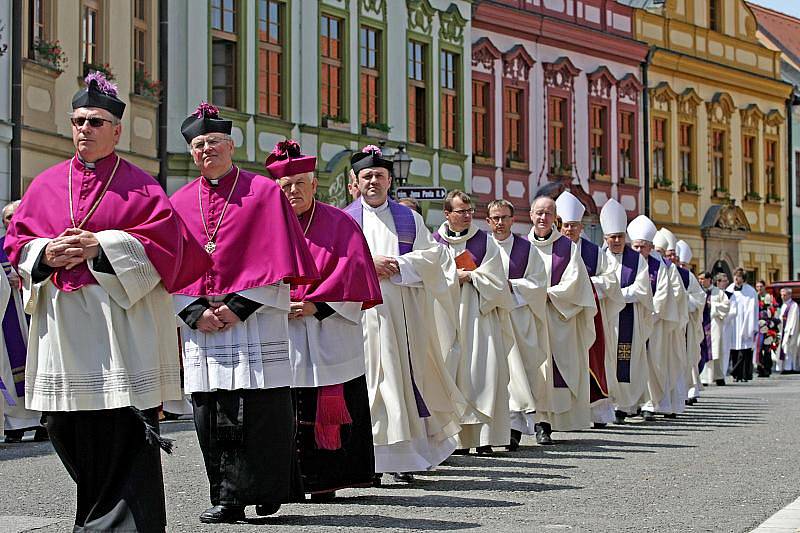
[266, 139, 381, 502]
[3, 72, 210, 533]
[170, 103, 318, 523]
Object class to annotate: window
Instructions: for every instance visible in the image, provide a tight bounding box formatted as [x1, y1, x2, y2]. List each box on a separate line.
[743, 135, 756, 196]
[472, 80, 489, 157]
[709, 0, 721, 32]
[28, 0, 48, 58]
[133, 0, 148, 86]
[652, 118, 666, 184]
[619, 111, 634, 181]
[440, 50, 458, 150]
[712, 129, 726, 191]
[258, 0, 283, 117]
[408, 40, 426, 144]
[589, 104, 607, 175]
[766, 139, 777, 199]
[211, 0, 238, 108]
[549, 96, 567, 172]
[679, 123, 694, 188]
[320, 14, 343, 119]
[360, 26, 381, 125]
[81, 0, 102, 67]
[504, 87, 523, 164]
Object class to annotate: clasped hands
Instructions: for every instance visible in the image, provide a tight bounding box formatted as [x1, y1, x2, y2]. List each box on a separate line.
[196, 302, 240, 333]
[43, 228, 100, 270]
[374, 255, 399, 280]
[289, 301, 317, 320]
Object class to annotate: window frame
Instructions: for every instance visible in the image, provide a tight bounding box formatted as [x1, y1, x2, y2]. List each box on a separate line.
[439, 48, 460, 152]
[27, 0, 52, 59]
[359, 23, 382, 127]
[588, 101, 609, 177]
[320, 11, 346, 121]
[132, 0, 149, 91]
[257, 0, 285, 118]
[678, 121, 694, 189]
[651, 115, 668, 185]
[765, 136, 779, 200]
[80, 0, 103, 68]
[618, 107, 638, 182]
[210, 0, 240, 110]
[472, 77, 491, 159]
[407, 37, 430, 146]
[711, 127, 728, 193]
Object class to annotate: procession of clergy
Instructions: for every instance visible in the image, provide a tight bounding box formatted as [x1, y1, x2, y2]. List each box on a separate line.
[0, 71, 797, 532]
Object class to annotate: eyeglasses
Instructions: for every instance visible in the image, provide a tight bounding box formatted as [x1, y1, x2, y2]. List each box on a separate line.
[70, 116, 114, 128]
[191, 137, 228, 150]
[450, 208, 475, 216]
[488, 215, 512, 223]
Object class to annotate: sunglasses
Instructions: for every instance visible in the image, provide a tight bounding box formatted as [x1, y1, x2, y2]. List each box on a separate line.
[70, 116, 114, 128]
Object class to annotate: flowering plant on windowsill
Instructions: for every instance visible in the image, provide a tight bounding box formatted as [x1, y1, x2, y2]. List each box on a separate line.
[744, 191, 762, 202]
[766, 194, 783, 204]
[549, 164, 573, 177]
[83, 62, 115, 81]
[31, 38, 68, 72]
[653, 177, 672, 189]
[134, 69, 162, 100]
[680, 182, 701, 193]
[713, 187, 729, 198]
[361, 121, 391, 133]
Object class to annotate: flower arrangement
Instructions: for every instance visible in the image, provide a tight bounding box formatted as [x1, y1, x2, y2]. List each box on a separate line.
[134, 69, 162, 99]
[32, 38, 67, 72]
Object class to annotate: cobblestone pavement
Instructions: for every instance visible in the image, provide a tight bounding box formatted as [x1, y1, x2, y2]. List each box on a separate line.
[2, 375, 800, 532]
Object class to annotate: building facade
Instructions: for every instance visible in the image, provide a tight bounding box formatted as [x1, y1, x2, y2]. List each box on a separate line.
[18, 0, 162, 192]
[623, 0, 793, 280]
[470, 0, 649, 238]
[166, 0, 471, 227]
[749, 2, 800, 280]
[0, 0, 11, 204]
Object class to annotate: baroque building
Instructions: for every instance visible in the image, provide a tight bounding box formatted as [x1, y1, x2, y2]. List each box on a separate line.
[621, 0, 793, 280]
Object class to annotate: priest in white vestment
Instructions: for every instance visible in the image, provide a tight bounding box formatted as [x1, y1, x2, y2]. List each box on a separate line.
[557, 192, 625, 428]
[0, 271, 9, 438]
[676, 241, 707, 403]
[600, 201, 653, 424]
[698, 271, 730, 385]
[344, 147, 463, 480]
[726, 268, 759, 382]
[435, 190, 514, 453]
[776, 288, 800, 373]
[486, 199, 547, 449]
[627, 216, 678, 420]
[527, 195, 596, 443]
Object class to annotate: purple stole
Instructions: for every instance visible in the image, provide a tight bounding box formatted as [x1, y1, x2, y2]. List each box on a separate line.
[343, 199, 429, 417]
[677, 266, 690, 289]
[699, 290, 712, 372]
[616, 247, 640, 383]
[579, 238, 600, 277]
[433, 228, 489, 267]
[344, 199, 416, 255]
[550, 235, 573, 388]
[0, 236, 25, 406]
[646, 255, 661, 295]
[508, 235, 531, 279]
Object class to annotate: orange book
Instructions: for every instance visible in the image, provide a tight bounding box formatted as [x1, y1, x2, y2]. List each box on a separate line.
[455, 251, 478, 271]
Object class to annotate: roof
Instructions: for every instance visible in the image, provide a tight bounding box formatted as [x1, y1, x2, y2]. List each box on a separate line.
[748, 2, 800, 70]
[615, 0, 664, 9]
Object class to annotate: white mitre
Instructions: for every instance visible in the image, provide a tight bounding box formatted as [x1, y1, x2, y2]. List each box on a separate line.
[599, 198, 627, 235]
[627, 214, 657, 243]
[655, 227, 677, 250]
[676, 240, 693, 264]
[555, 190, 586, 223]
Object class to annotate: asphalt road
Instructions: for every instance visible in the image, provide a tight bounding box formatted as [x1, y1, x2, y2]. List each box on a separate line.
[2, 375, 800, 533]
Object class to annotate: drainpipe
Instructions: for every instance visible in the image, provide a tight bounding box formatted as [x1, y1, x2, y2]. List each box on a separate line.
[642, 47, 653, 218]
[788, 90, 800, 278]
[10, 0, 22, 200]
[156, 0, 168, 190]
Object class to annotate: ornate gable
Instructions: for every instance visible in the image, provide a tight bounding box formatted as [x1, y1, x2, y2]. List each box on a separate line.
[678, 88, 703, 120]
[439, 4, 467, 46]
[649, 82, 678, 113]
[407, 0, 435, 34]
[617, 74, 643, 103]
[472, 37, 501, 72]
[706, 92, 735, 125]
[543, 57, 581, 90]
[765, 109, 784, 136]
[587, 67, 617, 99]
[502, 45, 535, 82]
[739, 104, 764, 131]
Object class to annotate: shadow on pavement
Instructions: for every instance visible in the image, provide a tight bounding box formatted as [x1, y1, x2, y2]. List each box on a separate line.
[246, 513, 481, 529]
[0, 441, 55, 462]
[330, 494, 523, 508]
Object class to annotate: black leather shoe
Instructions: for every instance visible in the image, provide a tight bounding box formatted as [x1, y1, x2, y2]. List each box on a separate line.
[507, 429, 522, 451]
[663, 413, 677, 419]
[476, 445, 494, 455]
[255, 502, 281, 516]
[3, 430, 24, 443]
[199, 505, 245, 523]
[451, 448, 470, 456]
[613, 410, 626, 425]
[642, 411, 656, 421]
[310, 491, 336, 503]
[32, 426, 49, 442]
[534, 423, 554, 445]
[593, 422, 607, 429]
[715, 379, 726, 386]
[392, 472, 414, 483]
[372, 473, 383, 487]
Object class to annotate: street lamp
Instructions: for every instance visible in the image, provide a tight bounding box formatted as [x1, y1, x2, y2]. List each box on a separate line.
[392, 144, 412, 187]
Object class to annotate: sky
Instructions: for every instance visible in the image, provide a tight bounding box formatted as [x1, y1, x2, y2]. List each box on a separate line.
[747, 0, 800, 18]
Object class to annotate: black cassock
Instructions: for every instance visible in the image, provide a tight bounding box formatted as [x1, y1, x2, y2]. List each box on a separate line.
[292, 374, 375, 495]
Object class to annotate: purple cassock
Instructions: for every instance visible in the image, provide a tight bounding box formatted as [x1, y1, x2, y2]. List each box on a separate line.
[0, 236, 25, 407]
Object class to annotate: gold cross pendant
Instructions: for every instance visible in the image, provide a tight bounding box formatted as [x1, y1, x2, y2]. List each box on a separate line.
[204, 240, 217, 254]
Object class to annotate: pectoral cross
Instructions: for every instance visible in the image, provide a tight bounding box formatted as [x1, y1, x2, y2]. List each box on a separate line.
[204, 240, 216, 254]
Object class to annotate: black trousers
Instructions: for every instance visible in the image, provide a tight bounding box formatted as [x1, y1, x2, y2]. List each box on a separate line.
[292, 375, 375, 495]
[756, 346, 773, 377]
[730, 348, 754, 381]
[192, 387, 298, 507]
[46, 408, 166, 533]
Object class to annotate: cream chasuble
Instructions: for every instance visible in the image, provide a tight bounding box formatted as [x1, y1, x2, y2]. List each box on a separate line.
[700, 286, 730, 384]
[528, 229, 596, 432]
[606, 248, 653, 412]
[357, 200, 463, 472]
[435, 224, 515, 448]
[657, 260, 689, 414]
[683, 271, 706, 398]
[19, 231, 181, 411]
[777, 300, 800, 372]
[493, 234, 547, 435]
[644, 252, 679, 411]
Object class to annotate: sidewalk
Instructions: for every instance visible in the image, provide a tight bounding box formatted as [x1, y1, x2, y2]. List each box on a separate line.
[752, 496, 800, 533]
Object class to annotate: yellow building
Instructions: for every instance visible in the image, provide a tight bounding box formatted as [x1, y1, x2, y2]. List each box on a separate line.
[19, 0, 161, 193]
[624, 0, 793, 281]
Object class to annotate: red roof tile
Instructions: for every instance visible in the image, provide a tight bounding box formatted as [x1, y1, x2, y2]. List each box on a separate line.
[748, 2, 800, 67]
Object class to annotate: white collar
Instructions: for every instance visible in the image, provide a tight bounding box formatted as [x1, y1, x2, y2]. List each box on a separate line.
[361, 197, 389, 213]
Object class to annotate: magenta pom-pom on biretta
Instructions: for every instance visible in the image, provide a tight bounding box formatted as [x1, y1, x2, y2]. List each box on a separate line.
[265, 139, 316, 179]
[350, 144, 393, 176]
[180, 101, 232, 144]
[71, 70, 126, 118]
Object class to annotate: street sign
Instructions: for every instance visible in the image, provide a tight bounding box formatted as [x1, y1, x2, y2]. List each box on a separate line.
[395, 186, 447, 201]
